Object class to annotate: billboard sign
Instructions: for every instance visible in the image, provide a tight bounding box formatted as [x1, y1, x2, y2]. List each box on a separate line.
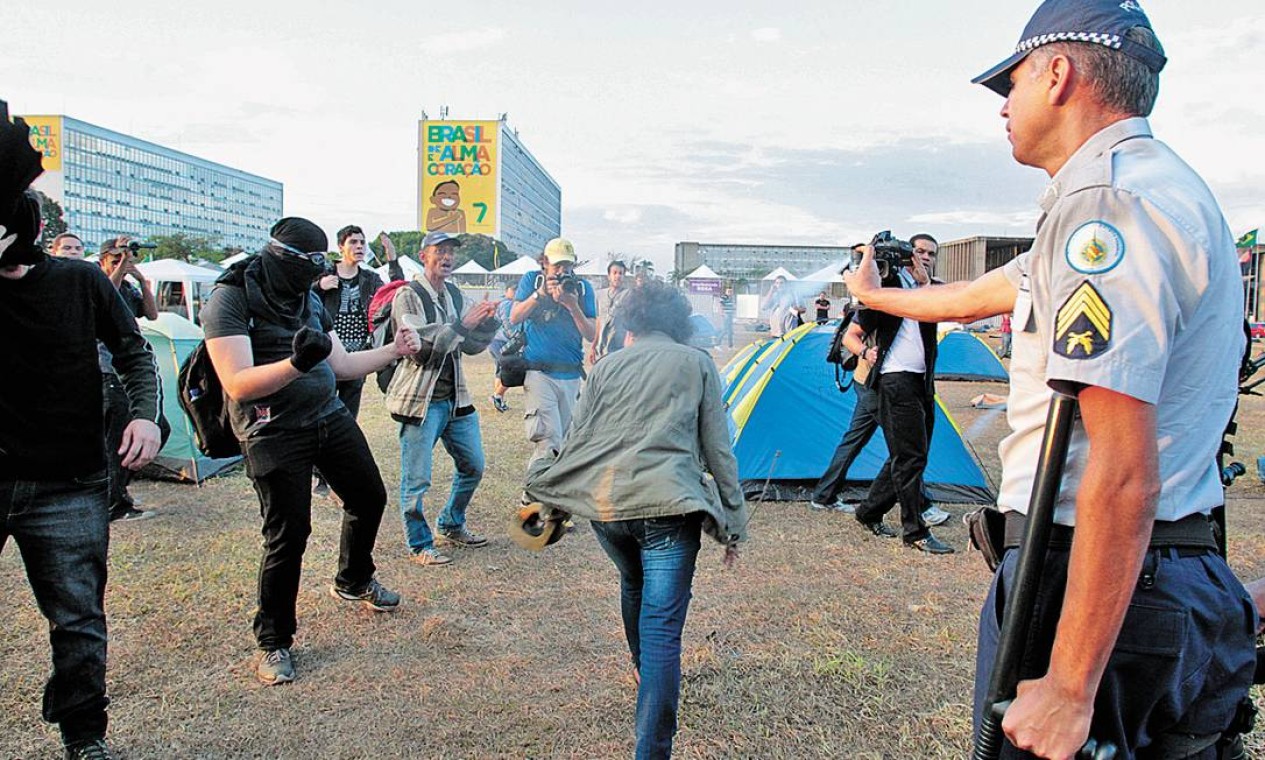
[24, 115, 63, 172]
[418, 120, 498, 236]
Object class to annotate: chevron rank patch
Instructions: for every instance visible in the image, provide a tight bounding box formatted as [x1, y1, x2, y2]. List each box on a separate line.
[1054, 281, 1112, 359]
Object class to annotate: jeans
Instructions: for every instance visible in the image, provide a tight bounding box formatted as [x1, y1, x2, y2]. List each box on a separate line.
[592, 514, 703, 760]
[1, 472, 111, 746]
[722, 315, 734, 348]
[975, 546, 1258, 757]
[240, 409, 387, 650]
[335, 377, 365, 420]
[398, 401, 485, 552]
[811, 382, 880, 504]
[523, 370, 581, 467]
[855, 372, 933, 541]
[102, 373, 134, 515]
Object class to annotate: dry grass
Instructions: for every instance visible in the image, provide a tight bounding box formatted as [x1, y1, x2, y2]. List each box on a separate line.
[2, 335, 1263, 759]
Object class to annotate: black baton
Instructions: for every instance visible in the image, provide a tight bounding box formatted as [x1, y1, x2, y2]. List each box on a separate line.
[973, 392, 1117, 760]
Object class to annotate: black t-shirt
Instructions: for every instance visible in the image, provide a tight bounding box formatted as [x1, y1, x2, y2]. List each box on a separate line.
[332, 275, 370, 351]
[815, 298, 831, 320]
[200, 286, 341, 439]
[0, 258, 161, 480]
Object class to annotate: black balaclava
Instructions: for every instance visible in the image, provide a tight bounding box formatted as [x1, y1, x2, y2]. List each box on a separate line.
[0, 102, 47, 268]
[245, 217, 328, 329]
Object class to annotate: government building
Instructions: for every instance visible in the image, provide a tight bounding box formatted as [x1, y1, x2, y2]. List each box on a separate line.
[25, 114, 283, 251]
[418, 116, 560, 257]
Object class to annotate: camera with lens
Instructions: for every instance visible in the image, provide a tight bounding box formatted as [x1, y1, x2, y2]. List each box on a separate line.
[850, 230, 915, 281]
[126, 241, 157, 253]
[555, 272, 581, 295]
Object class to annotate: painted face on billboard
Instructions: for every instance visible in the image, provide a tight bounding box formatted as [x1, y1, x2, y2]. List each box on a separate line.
[426, 180, 466, 234]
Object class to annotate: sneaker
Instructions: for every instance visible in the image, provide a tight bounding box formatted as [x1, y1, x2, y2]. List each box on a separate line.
[905, 533, 955, 555]
[255, 647, 295, 686]
[859, 520, 899, 538]
[109, 507, 152, 522]
[65, 739, 114, 760]
[408, 548, 453, 567]
[809, 500, 833, 512]
[490, 394, 509, 413]
[312, 478, 330, 497]
[437, 528, 488, 548]
[922, 505, 952, 527]
[330, 577, 401, 611]
[834, 502, 858, 515]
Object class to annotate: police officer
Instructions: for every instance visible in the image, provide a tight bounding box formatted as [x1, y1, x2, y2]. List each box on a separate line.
[845, 1, 1258, 756]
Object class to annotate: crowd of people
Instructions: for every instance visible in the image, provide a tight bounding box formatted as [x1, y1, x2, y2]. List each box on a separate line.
[4, 1, 1265, 758]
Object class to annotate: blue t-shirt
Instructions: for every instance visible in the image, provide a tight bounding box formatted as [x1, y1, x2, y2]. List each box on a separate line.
[514, 271, 597, 379]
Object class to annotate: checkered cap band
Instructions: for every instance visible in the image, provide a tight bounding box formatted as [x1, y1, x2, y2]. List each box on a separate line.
[1016, 31, 1122, 53]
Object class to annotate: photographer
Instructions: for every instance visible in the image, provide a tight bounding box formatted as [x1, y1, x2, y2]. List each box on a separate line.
[845, 2, 1257, 754]
[385, 231, 499, 566]
[849, 233, 953, 555]
[98, 236, 160, 522]
[509, 237, 597, 467]
[201, 217, 421, 687]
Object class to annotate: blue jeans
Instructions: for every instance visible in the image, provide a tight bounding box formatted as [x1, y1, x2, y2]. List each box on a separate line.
[592, 514, 703, 760]
[1, 472, 111, 746]
[398, 401, 485, 552]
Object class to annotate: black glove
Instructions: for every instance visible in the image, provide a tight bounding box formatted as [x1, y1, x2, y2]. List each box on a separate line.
[290, 327, 333, 373]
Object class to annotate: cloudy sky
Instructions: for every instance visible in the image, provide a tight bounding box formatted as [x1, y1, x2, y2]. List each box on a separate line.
[3, 1, 1262, 270]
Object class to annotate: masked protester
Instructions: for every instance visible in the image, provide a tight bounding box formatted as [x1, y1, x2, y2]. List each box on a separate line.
[200, 217, 422, 687]
[0, 103, 163, 760]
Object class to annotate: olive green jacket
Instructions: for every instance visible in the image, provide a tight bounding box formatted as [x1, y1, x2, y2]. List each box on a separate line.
[525, 332, 749, 545]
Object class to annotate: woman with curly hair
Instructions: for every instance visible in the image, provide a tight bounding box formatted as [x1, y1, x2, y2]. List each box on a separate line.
[525, 281, 748, 759]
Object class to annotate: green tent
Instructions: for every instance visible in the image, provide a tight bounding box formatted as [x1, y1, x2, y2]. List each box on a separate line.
[139, 313, 241, 483]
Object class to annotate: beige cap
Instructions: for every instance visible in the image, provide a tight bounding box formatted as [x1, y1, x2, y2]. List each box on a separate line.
[543, 238, 577, 264]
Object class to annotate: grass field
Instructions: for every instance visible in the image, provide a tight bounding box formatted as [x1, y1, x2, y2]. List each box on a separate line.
[2, 339, 1263, 759]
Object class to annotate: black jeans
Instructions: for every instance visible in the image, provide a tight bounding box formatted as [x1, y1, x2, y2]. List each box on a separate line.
[855, 372, 931, 541]
[336, 377, 366, 420]
[241, 409, 387, 650]
[102, 373, 134, 515]
[1, 472, 111, 746]
[812, 382, 880, 504]
[975, 546, 1258, 757]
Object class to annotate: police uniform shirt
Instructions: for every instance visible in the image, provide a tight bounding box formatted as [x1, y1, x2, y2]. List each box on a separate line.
[996, 118, 1243, 526]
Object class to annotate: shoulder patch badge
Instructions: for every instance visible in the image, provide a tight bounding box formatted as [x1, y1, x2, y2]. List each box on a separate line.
[1054, 281, 1111, 360]
[1065, 221, 1125, 275]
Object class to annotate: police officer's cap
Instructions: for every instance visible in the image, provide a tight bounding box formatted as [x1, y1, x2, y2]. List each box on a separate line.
[972, 0, 1167, 97]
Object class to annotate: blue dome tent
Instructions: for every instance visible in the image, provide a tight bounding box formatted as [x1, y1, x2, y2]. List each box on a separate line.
[936, 331, 1009, 382]
[725, 321, 994, 504]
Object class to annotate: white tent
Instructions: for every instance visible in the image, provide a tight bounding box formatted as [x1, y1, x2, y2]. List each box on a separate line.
[221, 251, 251, 267]
[491, 255, 541, 276]
[374, 255, 424, 282]
[453, 260, 489, 275]
[574, 258, 608, 276]
[801, 262, 845, 283]
[136, 259, 222, 323]
[762, 266, 798, 281]
[685, 264, 722, 279]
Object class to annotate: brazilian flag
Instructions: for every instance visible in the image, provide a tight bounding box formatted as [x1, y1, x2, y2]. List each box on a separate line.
[1237, 229, 1259, 249]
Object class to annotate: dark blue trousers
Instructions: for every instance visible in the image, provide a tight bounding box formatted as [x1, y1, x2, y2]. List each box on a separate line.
[812, 382, 880, 504]
[975, 545, 1259, 758]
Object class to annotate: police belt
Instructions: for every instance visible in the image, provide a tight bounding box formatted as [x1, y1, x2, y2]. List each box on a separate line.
[1003, 512, 1218, 552]
[526, 361, 584, 376]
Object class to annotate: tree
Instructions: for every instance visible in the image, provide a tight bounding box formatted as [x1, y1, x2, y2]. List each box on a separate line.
[151, 233, 222, 263]
[33, 190, 66, 246]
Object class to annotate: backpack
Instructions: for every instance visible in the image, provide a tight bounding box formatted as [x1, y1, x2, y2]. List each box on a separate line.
[368, 279, 463, 393]
[178, 313, 245, 459]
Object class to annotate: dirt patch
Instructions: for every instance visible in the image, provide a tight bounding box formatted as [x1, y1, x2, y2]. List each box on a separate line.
[2, 346, 1262, 758]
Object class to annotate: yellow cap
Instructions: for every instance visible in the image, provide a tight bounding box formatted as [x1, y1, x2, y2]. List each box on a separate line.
[543, 238, 576, 264]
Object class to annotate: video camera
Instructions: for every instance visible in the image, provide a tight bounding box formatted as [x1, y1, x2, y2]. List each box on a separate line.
[850, 231, 915, 281]
[125, 241, 157, 253]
